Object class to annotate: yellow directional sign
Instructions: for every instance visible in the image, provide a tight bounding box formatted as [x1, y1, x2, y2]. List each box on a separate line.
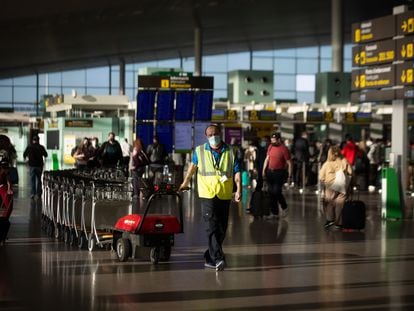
[402, 70, 407, 83]
[397, 11, 414, 35]
[354, 75, 360, 88]
[354, 53, 360, 64]
[408, 69, 413, 83]
[396, 62, 414, 86]
[161, 79, 170, 88]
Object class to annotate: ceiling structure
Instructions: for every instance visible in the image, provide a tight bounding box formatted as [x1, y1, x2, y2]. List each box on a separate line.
[0, 0, 407, 79]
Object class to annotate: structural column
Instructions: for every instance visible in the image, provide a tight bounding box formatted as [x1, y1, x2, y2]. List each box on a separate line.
[194, 26, 202, 76]
[331, 0, 343, 72]
[119, 58, 125, 96]
[391, 99, 408, 191]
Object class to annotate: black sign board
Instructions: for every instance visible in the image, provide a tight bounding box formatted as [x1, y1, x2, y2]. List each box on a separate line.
[65, 119, 93, 128]
[138, 75, 214, 89]
[352, 64, 395, 90]
[351, 89, 396, 103]
[396, 37, 414, 61]
[396, 11, 414, 36]
[396, 86, 414, 99]
[396, 61, 414, 86]
[352, 15, 395, 44]
[352, 39, 395, 67]
[307, 111, 324, 122]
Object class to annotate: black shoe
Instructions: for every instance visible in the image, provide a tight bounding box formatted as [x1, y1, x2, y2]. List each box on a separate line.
[324, 221, 335, 229]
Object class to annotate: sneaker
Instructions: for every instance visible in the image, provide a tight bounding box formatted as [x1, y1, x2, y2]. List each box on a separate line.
[282, 208, 289, 217]
[324, 221, 335, 229]
[204, 261, 216, 269]
[334, 225, 342, 230]
[216, 260, 225, 271]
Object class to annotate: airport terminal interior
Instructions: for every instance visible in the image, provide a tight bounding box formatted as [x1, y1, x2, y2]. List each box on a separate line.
[1, 0, 414, 310]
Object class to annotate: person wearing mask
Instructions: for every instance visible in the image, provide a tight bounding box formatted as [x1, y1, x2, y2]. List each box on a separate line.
[98, 132, 123, 168]
[262, 132, 292, 217]
[178, 124, 241, 271]
[23, 135, 48, 199]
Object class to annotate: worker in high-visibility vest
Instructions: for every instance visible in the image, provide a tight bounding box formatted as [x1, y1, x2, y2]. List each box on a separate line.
[179, 124, 241, 271]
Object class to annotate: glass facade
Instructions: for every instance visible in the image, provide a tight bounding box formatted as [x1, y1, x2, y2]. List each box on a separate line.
[0, 44, 352, 115]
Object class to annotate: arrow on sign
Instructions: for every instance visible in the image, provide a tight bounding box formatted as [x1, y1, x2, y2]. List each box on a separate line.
[402, 20, 408, 32]
[402, 70, 407, 83]
[354, 76, 360, 88]
[354, 53, 360, 64]
[402, 45, 407, 57]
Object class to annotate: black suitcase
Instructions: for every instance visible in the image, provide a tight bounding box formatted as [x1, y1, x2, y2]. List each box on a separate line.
[249, 190, 271, 218]
[342, 199, 366, 230]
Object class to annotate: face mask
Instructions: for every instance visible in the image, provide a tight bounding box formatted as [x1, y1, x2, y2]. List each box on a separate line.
[260, 141, 267, 147]
[208, 135, 221, 147]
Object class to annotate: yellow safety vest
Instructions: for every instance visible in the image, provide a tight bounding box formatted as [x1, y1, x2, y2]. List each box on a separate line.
[195, 144, 235, 200]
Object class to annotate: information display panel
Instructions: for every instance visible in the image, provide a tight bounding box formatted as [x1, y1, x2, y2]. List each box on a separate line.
[194, 91, 213, 121]
[136, 123, 154, 149]
[156, 91, 175, 121]
[175, 91, 194, 121]
[136, 90, 156, 120]
[156, 123, 174, 153]
[174, 122, 193, 152]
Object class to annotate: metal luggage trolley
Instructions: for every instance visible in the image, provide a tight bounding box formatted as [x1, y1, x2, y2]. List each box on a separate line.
[87, 178, 132, 252]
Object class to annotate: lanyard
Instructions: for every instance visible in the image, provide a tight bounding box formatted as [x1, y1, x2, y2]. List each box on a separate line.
[210, 149, 222, 171]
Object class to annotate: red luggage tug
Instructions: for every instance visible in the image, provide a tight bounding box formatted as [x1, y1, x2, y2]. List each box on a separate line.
[113, 181, 184, 263]
[0, 186, 13, 245]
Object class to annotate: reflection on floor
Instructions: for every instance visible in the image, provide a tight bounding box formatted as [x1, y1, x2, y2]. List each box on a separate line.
[1, 167, 414, 310]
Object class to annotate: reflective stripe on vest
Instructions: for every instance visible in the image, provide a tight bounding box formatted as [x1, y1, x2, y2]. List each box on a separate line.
[195, 144, 234, 199]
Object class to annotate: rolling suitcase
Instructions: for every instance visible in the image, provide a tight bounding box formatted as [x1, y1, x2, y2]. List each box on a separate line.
[249, 183, 271, 218]
[342, 198, 366, 230]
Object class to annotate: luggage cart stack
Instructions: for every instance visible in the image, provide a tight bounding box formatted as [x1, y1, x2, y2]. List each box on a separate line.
[41, 168, 132, 251]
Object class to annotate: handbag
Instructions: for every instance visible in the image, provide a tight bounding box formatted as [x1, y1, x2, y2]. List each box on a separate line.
[8, 167, 19, 185]
[329, 166, 350, 194]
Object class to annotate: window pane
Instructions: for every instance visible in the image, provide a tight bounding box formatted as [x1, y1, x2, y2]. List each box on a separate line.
[158, 58, 181, 68]
[320, 59, 332, 72]
[297, 91, 315, 103]
[125, 88, 135, 101]
[13, 86, 36, 102]
[208, 73, 227, 89]
[86, 67, 109, 87]
[228, 52, 250, 70]
[274, 75, 295, 91]
[275, 58, 295, 74]
[214, 89, 227, 100]
[13, 75, 36, 86]
[182, 57, 194, 73]
[62, 69, 85, 87]
[252, 57, 273, 70]
[275, 91, 296, 100]
[48, 73, 62, 87]
[344, 43, 352, 59]
[0, 79, 12, 86]
[297, 59, 318, 74]
[274, 48, 296, 57]
[253, 50, 274, 57]
[296, 75, 315, 92]
[48, 87, 62, 95]
[0, 86, 12, 102]
[62, 87, 79, 96]
[111, 69, 120, 88]
[320, 45, 332, 58]
[86, 87, 110, 95]
[297, 46, 318, 58]
[204, 55, 227, 72]
[344, 60, 352, 72]
[125, 71, 135, 90]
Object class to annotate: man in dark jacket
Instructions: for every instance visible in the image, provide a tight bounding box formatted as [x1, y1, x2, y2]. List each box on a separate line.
[97, 132, 123, 168]
[23, 135, 48, 199]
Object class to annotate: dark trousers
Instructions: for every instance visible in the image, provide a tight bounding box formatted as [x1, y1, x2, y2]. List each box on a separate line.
[200, 196, 231, 264]
[265, 169, 288, 213]
[29, 166, 43, 197]
[294, 161, 307, 187]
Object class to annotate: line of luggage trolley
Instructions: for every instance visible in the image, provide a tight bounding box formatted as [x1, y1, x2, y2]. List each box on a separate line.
[41, 167, 184, 264]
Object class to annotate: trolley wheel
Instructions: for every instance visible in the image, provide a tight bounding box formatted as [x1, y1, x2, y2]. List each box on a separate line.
[78, 232, 87, 250]
[46, 222, 54, 237]
[160, 246, 172, 261]
[88, 234, 95, 252]
[64, 227, 71, 244]
[69, 230, 77, 246]
[150, 247, 160, 264]
[116, 238, 131, 262]
[54, 224, 61, 240]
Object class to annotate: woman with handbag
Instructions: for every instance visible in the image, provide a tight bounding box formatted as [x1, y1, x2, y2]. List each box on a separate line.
[319, 146, 352, 229]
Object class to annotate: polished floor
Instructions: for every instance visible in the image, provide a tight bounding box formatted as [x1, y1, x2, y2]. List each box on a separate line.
[1, 165, 414, 310]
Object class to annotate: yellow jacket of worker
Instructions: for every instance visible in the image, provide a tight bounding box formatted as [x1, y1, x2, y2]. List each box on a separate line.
[195, 144, 235, 200]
